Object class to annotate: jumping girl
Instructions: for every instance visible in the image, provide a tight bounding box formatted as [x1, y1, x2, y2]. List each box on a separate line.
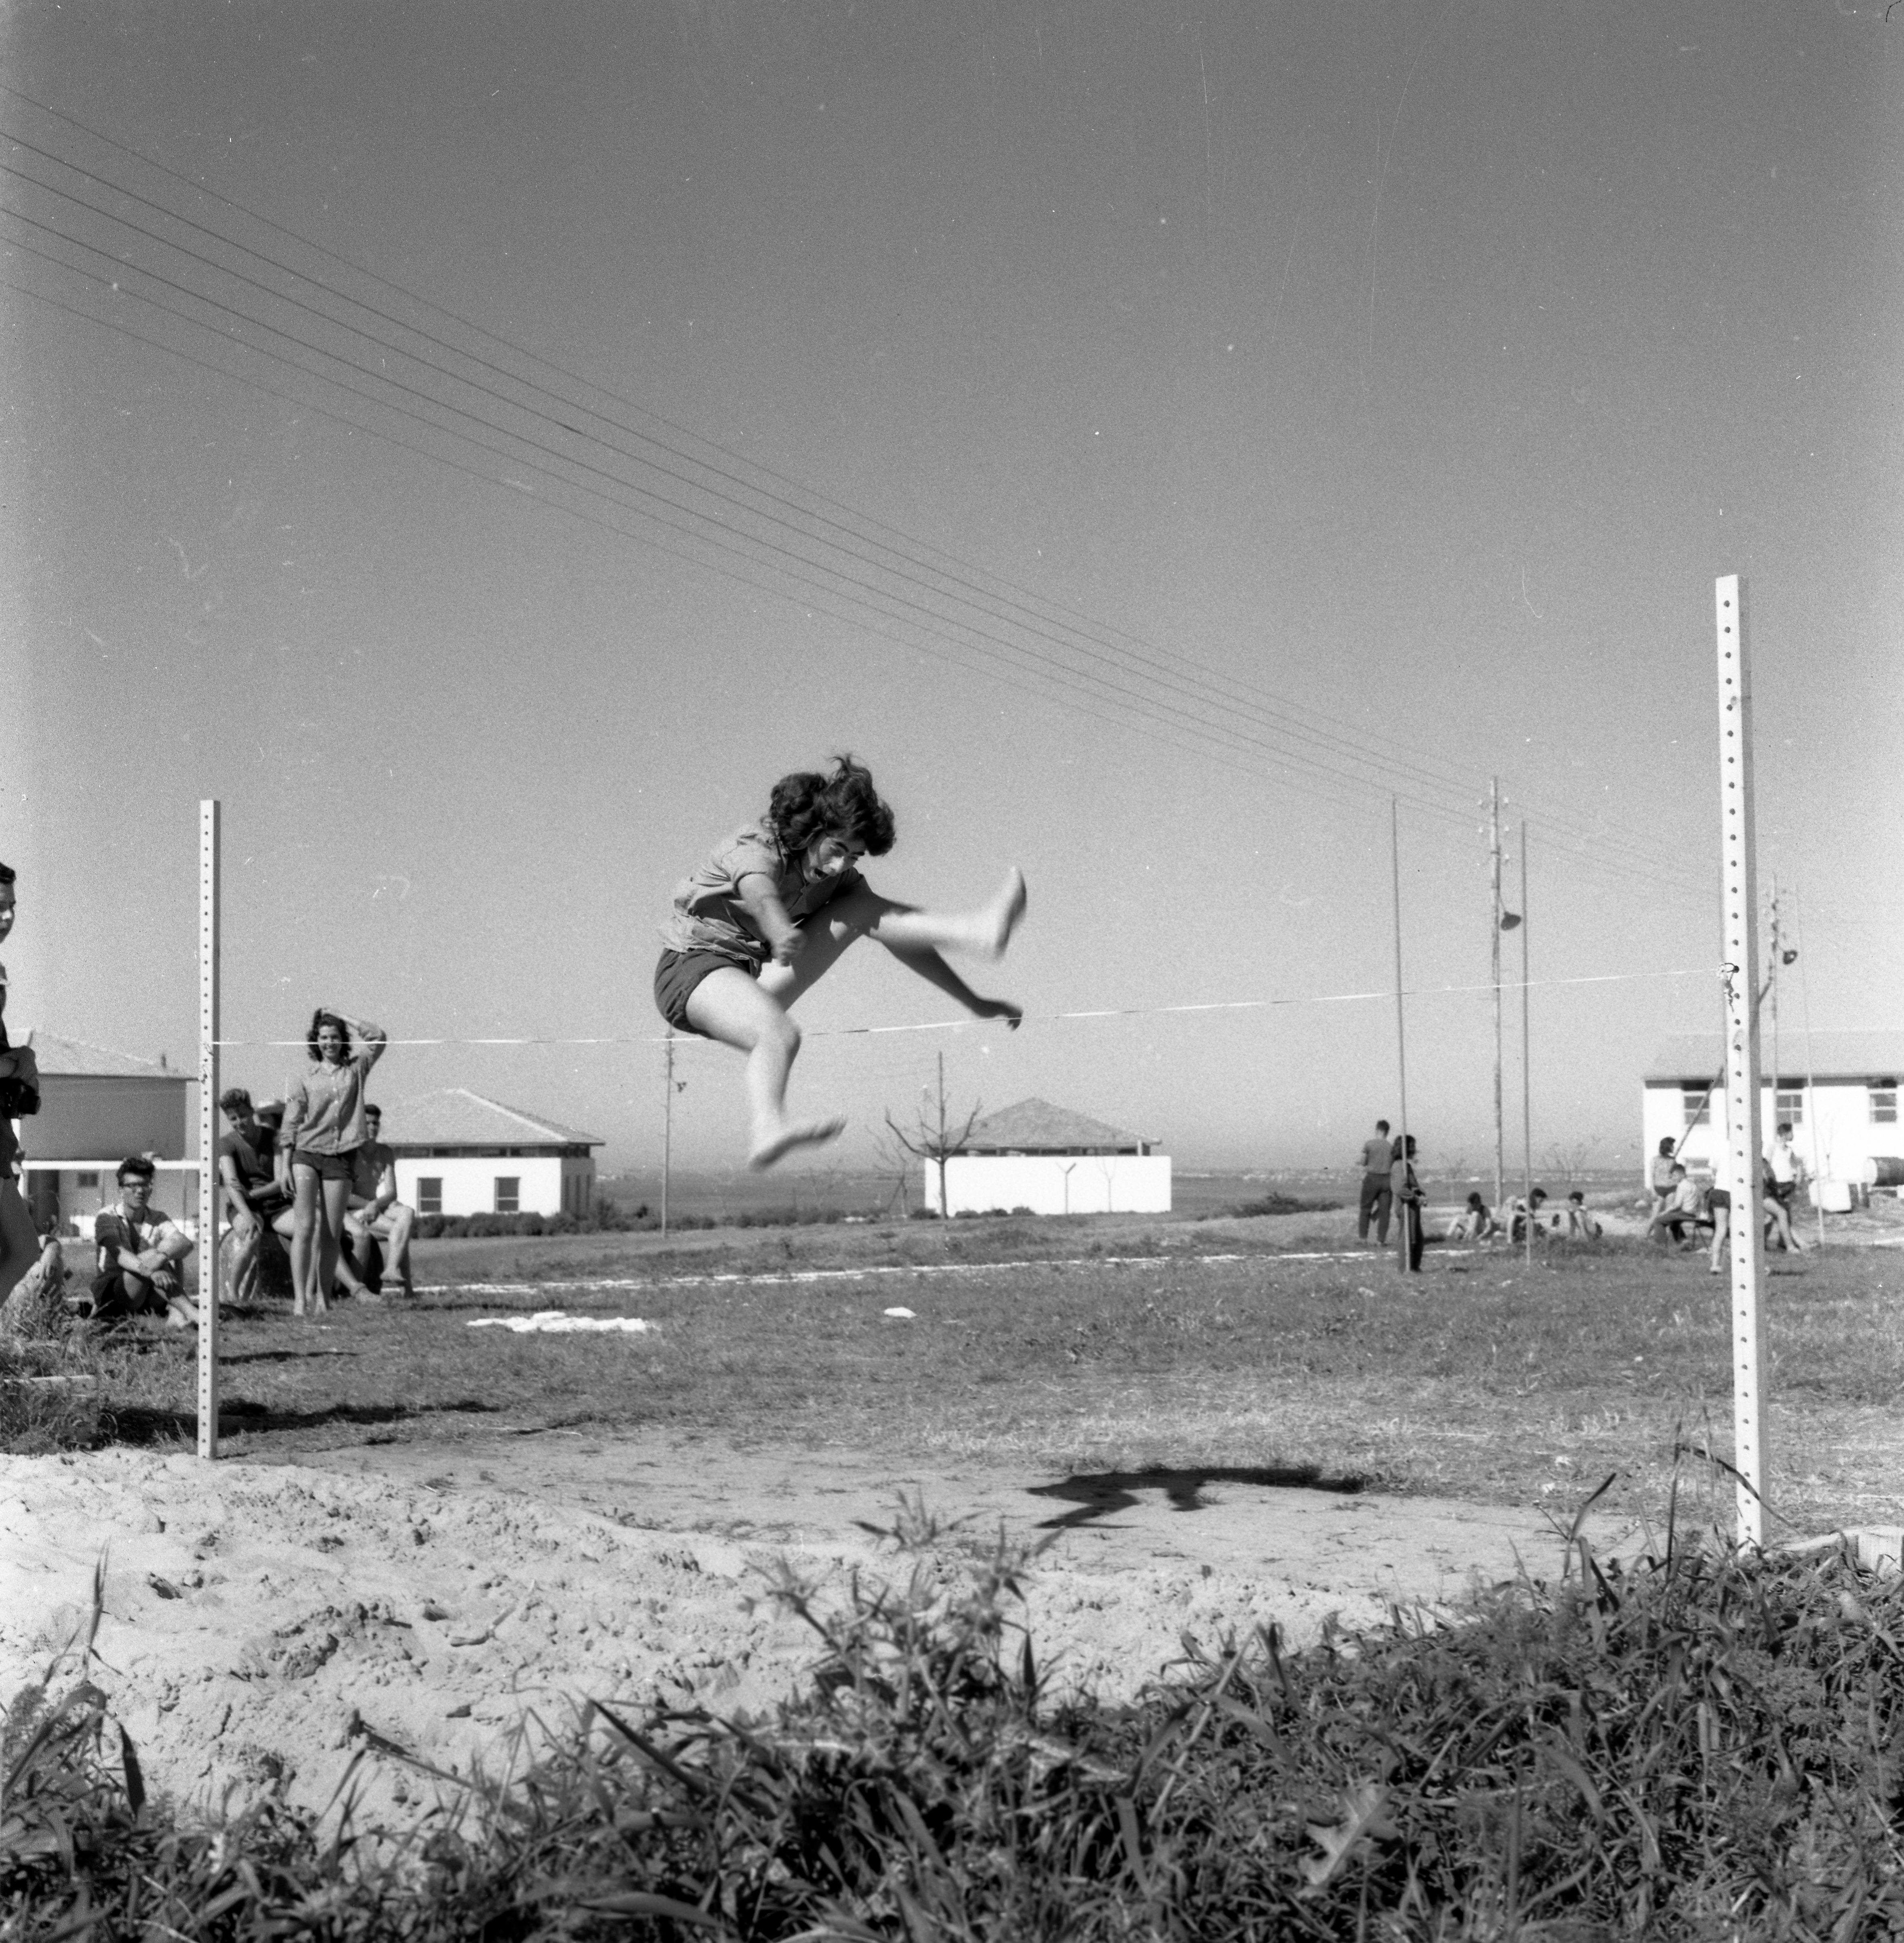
[656, 757, 1026, 1168]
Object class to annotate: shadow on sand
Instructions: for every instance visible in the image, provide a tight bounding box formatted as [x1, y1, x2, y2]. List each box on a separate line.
[1028, 1464, 1364, 1530]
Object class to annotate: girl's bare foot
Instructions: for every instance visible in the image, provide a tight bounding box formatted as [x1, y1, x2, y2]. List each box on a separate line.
[974, 997, 1023, 1030]
[749, 1115, 848, 1171]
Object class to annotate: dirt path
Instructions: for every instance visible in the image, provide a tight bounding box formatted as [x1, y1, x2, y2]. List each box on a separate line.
[0, 1430, 1634, 1831]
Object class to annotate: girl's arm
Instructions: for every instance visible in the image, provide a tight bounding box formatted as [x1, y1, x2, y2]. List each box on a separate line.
[734, 874, 803, 965]
[346, 1017, 388, 1071]
[276, 1080, 309, 1184]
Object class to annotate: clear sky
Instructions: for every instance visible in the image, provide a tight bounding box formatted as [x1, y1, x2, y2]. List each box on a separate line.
[3, 0, 1899, 1177]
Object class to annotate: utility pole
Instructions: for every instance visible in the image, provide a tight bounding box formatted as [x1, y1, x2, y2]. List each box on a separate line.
[1521, 824, 1534, 1269]
[1489, 778, 1505, 1215]
[935, 1051, 949, 1218]
[1390, 799, 1415, 1273]
[662, 1033, 675, 1236]
[1768, 876, 1782, 1132]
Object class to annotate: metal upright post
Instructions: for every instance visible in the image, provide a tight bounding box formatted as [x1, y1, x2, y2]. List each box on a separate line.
[1715, 573, 1768, 1547]
[197, 801, 221, 1462]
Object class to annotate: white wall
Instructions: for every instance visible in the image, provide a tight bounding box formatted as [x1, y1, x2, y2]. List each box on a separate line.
[1642, 1082, 1902, 1186]
[924, 1154, 1172, 1216]
[396, 1154, 588, 1218]
[29, 1076, 189, 1163]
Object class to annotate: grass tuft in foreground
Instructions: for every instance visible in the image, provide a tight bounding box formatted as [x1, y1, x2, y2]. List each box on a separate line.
[8, 1499, 1904, 1937]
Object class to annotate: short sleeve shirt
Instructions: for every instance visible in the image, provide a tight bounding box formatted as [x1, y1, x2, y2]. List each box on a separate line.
[1360, 1137, 1393, 1175]
[95, 1204, 184, 1272]
[218, 1129, 282, 1206]
[658, 821, 864, 966]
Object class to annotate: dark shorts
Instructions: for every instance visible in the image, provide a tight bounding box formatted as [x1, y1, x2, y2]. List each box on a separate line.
[654, 948, 757, 1035]
[1706, 1188, 1731, 1211]
[292, 1147, 359, 1183]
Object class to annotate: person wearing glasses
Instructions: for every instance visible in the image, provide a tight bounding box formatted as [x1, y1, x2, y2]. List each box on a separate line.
[89, 1156, 197, 1328]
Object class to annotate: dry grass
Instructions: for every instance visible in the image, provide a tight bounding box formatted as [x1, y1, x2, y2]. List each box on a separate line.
[35, 1218, 1904, 1542]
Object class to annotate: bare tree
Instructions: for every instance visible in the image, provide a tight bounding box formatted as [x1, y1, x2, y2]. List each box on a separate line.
[869, 1126, 917, 1220]
[1540, 1136, 1601, 1187]
[884, 1056, 982, 1217]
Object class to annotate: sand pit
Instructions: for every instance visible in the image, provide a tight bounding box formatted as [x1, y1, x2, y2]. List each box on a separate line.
[0, 1433, 1630, 1831]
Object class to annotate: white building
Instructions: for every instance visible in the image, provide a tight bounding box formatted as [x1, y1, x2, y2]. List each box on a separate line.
[376, 1089, 602, 1220]
[1641, 1032, 1904, 1187]
[13, 1031, 194, 1235]
[924, 1096, 1171, 1216]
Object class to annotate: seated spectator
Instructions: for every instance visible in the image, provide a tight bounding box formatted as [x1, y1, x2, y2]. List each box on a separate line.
[1646, 1165, 1707, 1247]
[1565, 1190, 1602, 1240]
[1447, 1191, 1499, 1243]
[89, 1157, 196, 1328]
[343, 1105, 417, 1300]
[1508, 1187, 1557, 1243]
[217, 1087, 292, 1301]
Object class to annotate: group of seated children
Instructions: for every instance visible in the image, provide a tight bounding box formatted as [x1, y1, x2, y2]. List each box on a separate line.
[1448, 1186, 1601, 1245]
[217, 1088, 417, 1305]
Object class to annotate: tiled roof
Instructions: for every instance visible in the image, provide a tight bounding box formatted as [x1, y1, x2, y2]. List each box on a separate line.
[1643, 1032, 1904, 1084]
[371, 1087, 601, 1148]
[955, 1096, 1150, 1153]
[19, 1030, 186, 1079]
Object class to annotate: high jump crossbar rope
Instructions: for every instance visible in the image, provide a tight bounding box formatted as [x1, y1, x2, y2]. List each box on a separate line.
[208, 964, 1718, 1049]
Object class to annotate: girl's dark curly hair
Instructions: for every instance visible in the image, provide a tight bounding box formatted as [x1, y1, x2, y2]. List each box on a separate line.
[767, 755, 896, 859]
[307, 1009, 352, 1063]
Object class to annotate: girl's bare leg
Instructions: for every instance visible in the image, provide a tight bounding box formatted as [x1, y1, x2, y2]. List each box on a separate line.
[318, 1176, 353, 1301]
[762, 881, 1023, 1023]
[685, 966, 846, 1169]
[1708, 1206, 1729, 1273]
[289, 1167, 326, 1315]
[851, 868, 1026, 959]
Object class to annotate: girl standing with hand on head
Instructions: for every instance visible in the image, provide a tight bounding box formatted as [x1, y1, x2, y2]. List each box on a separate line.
[274, 1008, 386, 1315]
[656, 756, 1027, 1169]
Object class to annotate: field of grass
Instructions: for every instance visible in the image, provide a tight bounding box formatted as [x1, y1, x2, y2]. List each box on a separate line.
[24, 1212, 1904, 1542]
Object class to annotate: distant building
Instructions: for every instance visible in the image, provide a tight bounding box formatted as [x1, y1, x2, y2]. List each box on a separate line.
[13, 1031, 192, 1235]
[925, 1096, 1171, 1216]
[375, 1089, 602, 1220]
[1642, 1032, 1904, 1185]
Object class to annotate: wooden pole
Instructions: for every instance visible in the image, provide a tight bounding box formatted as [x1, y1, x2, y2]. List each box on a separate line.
[1716, 572, 1768, 1546]
[1390, 799, 1413, 1272]
[1521, 826, 1533, 1269]
[197, 801, 221, 1461]
[1490, 778, 1504, 1218]
[661, 1033, 674, 1236]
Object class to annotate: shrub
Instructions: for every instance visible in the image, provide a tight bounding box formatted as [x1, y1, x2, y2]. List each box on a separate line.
[16, 1513, 1904, 1937]
[909, 1206, 941, 1220]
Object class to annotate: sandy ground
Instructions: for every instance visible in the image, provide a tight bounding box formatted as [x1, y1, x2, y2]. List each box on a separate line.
[0, 1430, 1636, 1832]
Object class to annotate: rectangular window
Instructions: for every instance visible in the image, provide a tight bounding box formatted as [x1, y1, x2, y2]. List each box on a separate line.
[1681, 1088, 1711, 1128]
[1774, 1088, 1805, 1129]
[418, 1177, 443, 1215]
[76, 1171, 99, 1188]
[494, 1177, 519, 1215]
[1872, 1087, 1899, 1126]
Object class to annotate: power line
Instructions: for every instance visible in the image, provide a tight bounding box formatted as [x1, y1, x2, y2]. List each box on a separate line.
[0, 96, 1710, 891]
